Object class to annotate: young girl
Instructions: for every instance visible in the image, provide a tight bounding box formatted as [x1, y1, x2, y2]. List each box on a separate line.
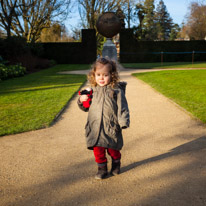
[77, 57, 130, 179]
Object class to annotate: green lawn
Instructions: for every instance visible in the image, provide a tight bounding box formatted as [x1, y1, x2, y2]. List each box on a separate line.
[133, 69, 206, 123]
[123, 62, 206, 69]
[0, 64, 89, 136]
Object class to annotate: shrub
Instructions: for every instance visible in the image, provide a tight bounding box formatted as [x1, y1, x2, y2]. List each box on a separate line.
[0, 63, 8, 80]
[15, 53, 52, 72]
[49, 59, 57, 67]
[0, 64, 26, 81]
[0, 55, 9, 65]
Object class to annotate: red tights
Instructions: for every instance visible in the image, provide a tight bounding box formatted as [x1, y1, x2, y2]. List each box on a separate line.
[93, 146, 121, 164]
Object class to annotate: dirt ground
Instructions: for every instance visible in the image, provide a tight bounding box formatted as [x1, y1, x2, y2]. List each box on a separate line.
[0, 68, 206, 206]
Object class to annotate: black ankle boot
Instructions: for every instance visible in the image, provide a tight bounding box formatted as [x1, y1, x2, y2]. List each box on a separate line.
[95, 164, 108, 179]
[111, 160, 121, 175]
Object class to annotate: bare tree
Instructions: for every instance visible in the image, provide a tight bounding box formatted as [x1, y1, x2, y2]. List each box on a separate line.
[77, 0, 126, 29]
[121, 0, 136, 28]
[179, 23, 190, 40]
[0, 0, 73, 42]
[0, 0, 19, 38]
[184, 1, 206, 40]
[0, 28, 5, 38]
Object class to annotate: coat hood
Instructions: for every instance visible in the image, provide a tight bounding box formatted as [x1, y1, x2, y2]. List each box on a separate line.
[117, 82, 127, 94]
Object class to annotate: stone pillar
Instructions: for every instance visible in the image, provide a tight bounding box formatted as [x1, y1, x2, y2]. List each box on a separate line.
[102, 38, 117, 61]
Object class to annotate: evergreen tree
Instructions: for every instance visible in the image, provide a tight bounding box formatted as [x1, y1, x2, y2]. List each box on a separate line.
[155, 0, 173, 40]
[169, 23, 180, 40]
[134, 2, 145, 40]
[142, 0, 157, 40]
[39, 23, 73, 42]
[133, 0, 179, 41]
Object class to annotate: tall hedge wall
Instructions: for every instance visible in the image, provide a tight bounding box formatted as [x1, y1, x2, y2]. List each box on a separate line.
[40, 29, 97, 64]
[120, 29, 206, 63]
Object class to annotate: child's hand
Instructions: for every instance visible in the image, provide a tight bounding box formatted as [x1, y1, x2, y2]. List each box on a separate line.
[80, 95, 89, 103]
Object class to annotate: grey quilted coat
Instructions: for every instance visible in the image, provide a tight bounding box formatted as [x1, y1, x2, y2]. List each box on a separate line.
[77, 82, 130, 150]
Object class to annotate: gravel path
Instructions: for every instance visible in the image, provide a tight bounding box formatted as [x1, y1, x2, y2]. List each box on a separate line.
[0, 68, 206, 206]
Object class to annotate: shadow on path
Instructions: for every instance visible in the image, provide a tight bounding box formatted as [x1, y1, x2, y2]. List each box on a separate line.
[121, 136, 206, 174]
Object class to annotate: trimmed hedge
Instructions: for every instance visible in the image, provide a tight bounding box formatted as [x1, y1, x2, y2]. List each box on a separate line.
[40, 29, 97, 64]
[0, 64, 26, 81]
[120, 29, 206, 63]
[0, 29, 97, 66]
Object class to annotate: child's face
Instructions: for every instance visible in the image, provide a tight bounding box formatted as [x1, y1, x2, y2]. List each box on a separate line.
[95, 63, 111, 87]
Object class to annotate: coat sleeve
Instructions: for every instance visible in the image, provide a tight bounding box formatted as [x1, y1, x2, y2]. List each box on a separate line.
[77, 97, 89, 112]
[117, 89, 130, 128]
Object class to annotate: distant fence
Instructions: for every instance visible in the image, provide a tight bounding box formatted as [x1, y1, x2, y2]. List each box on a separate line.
[120, 51, 206, 64]
[120, 29, 206, 63]
[40, 29, 97, 64]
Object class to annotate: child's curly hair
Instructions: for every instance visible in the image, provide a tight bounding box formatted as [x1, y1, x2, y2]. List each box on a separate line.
[88, 57, 119, 88]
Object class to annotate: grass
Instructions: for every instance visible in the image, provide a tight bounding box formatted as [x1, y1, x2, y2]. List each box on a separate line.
[133, 69, 206, 124]
[0, 64, 89, 136]
[123, 62, 206, 69]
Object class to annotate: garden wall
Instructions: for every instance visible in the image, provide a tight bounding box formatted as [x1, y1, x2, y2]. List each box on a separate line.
[120, 29, 206, 63]
[40, 29, 97, 64]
